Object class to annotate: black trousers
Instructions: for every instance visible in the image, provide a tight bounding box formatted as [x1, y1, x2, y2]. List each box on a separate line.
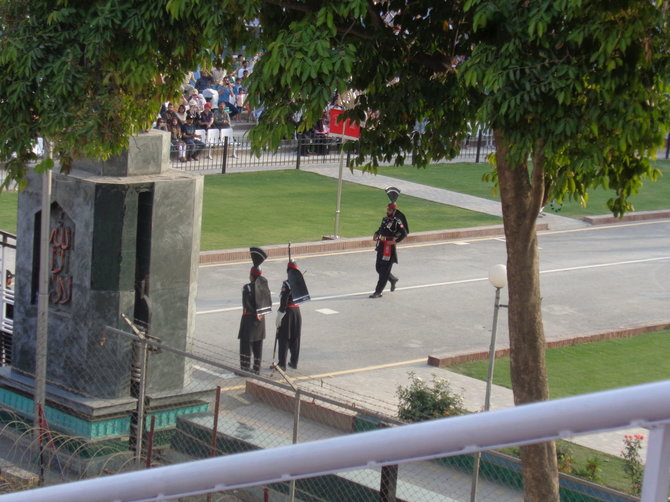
[278, 308, 302, 369]
[374, 258, 396, 295]
[240, 339, 263, 373]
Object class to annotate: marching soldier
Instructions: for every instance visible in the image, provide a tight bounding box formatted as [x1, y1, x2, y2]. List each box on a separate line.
[238, 247, 272, 374]
[370, 189, 408, 298]
[388, 187, 410, 235]
[275, 259, 310, 370]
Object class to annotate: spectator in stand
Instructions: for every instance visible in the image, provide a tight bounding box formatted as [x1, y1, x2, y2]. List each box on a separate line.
[197, 103, 214, 130]
[231, 55, 243, 73]
[211, 66, 226, 83]
[175, 104, 188, 124]
[218, 78, 240, 119]
[155, 117, 169, 132]
[213, 102, 231, 129]
[169, 117, 188, 162]
[232, 76, 246, 94]
[202, 86, 219, 108]
[197, 92, 207, 110]
[311, 112, 330, 155]
[236, 88, 248, 118]
[160, 103, 178, 125]
[180, 115, 204, 161]
[237, 60, 252, 80]
[195, 69, 214, 93]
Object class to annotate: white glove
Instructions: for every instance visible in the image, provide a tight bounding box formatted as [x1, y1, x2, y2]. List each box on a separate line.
[276, 311, 285, 328]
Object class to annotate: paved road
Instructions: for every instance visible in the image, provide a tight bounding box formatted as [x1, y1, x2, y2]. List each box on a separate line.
[195, 219, 670, 364]
[194, 218, 670, 458]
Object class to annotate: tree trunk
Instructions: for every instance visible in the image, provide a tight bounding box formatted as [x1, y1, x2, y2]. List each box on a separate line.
[493, 130, 559, 502]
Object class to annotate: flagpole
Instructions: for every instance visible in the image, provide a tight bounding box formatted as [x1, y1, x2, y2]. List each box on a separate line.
[333, 128, 346, 239]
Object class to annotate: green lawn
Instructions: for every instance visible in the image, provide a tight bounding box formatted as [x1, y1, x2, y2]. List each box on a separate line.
[372, 159, 670, 218]
[0, 169, 499, 248]
[448, 330, 670, 494]
[201, 170, 500, 250]
[2, 158, 668, 248]
[446, 329, 670, 399]
[0, 190, 17, 235]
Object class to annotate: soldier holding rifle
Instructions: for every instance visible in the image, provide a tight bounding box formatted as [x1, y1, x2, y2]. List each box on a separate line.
[275, 248, 310, 370]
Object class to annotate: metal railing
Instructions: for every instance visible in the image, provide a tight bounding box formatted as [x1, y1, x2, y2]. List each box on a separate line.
[0, 380, 668, 502]
[0, 230, 15, 366]
[170, 132, 496, 173]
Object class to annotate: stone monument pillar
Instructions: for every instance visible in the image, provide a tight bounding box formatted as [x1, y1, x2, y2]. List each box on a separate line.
[0, 131, 207, 438]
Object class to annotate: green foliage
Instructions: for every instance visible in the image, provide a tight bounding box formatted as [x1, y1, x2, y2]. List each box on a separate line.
[396, 372, 466, 423]
[556, 443, 574, 474]
[2, 0, 668, 218]
[572, 456, 602, 483]
[556, 443, 602, 482]
[461, 0, 670, 216]
[621, 434, 645, 495]
[506, 439, 635, 493]
[0, 0, 258, 188]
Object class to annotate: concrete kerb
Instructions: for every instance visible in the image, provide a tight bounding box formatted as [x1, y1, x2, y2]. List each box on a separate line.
[582, 209, 670, 225]
[428, 321, 670, 367]
[199, 223, 549, 265]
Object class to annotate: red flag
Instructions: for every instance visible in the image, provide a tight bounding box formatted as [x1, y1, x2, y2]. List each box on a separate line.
[328, 109, 361, 140]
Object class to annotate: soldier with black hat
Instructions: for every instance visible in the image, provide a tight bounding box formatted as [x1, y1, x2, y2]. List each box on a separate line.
[275, 256, 310, 370]
[238, 247, 272, 374]
[370, 188, 408, 298]
[387, 187, 410, 235]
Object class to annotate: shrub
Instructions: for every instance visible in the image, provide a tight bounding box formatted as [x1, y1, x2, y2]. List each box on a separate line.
[396, 372, 465, 423]
[573, 456, 602, 483]
[621, 434, 645, 495]
[556, 444, 574, 474]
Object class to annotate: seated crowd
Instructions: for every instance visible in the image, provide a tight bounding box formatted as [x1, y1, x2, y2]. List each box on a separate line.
[155, 54, 362, 162]
[155, 55, 255, 162]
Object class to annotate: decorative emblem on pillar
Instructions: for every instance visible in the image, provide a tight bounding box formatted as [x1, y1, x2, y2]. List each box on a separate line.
[49, 210, 74, 305]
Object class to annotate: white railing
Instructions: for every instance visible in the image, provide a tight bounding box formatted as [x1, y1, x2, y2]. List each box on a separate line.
[0, 231, 15, 338]
[0, 380, 668, 502]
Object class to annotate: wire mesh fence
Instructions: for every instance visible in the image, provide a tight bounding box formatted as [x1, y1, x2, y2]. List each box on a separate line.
[0, 323, 643, 501]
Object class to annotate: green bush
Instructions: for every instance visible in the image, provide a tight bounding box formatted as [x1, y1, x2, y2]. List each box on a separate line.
[396, 372, 466, 423]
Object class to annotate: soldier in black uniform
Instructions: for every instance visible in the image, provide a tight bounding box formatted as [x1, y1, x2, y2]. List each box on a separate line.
[275, 260, 309, 370]
[370, 201, 408, 298]
[238, 248, 272, 374]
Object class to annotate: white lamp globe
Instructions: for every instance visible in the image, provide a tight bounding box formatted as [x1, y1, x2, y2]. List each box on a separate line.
[488, 264, 507, 289]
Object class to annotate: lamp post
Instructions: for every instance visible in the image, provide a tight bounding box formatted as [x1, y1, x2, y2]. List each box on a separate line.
[470, 264, 507, 502]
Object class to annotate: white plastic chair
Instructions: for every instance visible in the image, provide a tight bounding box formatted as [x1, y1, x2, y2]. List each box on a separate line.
[205, 128, 221, 159]
[219, 128, 236, 158]
[206, 128, 221, 145]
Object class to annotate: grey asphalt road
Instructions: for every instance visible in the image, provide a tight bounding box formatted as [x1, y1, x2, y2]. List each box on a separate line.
[193, 219, 670, 376]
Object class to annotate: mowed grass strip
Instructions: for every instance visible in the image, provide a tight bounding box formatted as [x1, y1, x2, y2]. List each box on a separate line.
[0, 190, 17, 234]
[372, 159, 670, 219]
[446, 329, 670, 399]
[201, 170, 500, 250]
[0, 169, 499, 249]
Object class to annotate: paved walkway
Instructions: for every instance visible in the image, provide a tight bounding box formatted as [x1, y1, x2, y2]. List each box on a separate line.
[302, 165, 590, 231]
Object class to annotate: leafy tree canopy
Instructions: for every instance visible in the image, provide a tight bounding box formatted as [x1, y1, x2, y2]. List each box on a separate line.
[2, 0, 668, 215]
[0, 0, 255, 188]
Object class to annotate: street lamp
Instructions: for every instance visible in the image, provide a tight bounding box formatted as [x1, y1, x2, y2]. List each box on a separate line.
[470, 264, 507, 502]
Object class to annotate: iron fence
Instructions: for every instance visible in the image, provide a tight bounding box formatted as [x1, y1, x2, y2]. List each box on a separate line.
[170, 131, 496, 174]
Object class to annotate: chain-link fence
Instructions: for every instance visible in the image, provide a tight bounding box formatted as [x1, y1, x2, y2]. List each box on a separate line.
[0, 320, 643, 502]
